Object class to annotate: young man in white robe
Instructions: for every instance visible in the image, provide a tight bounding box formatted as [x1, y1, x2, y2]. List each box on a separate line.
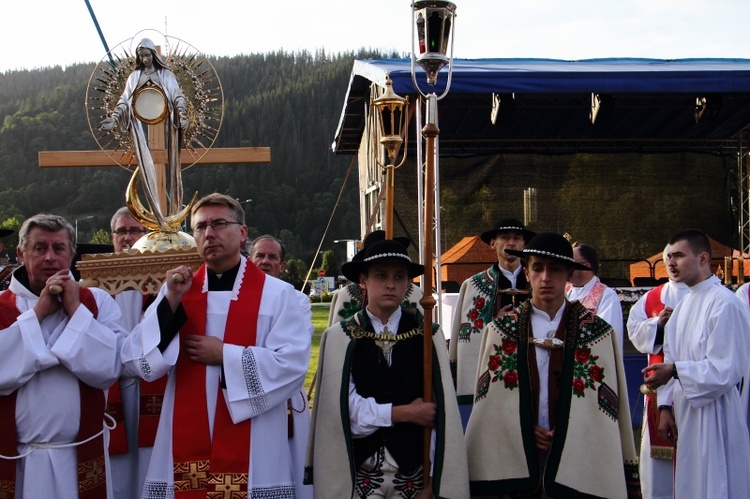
[121, 194, 312, 498]
[0, 214, 127, 498]
[643, 229, 750, 498]
[627, 246, 688, 499]
[249, 234, 313, 499]
[466, 232, 640, 498]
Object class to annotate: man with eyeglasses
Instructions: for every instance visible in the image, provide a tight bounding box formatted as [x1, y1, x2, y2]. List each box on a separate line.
[121, 193, 312, 498]
[108, 207, 160, 498]
[111, 207, 149, 252]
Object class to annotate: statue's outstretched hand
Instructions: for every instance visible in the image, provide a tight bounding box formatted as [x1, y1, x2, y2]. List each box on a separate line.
[99, 116, 116, 132]
[178, 110, 189, 130]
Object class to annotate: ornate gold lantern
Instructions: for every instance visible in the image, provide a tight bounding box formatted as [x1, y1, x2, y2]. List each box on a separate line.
[372, 74, 410, 239]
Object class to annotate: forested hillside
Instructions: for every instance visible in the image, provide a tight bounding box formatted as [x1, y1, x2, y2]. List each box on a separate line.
[0, 49, 391, 263]
[0, 50, 741, 280]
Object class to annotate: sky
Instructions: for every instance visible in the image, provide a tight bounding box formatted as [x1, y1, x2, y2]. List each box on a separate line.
[4, 0, 750, 73]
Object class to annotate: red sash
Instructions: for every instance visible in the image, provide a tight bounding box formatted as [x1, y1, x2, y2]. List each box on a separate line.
[0, 288, 107, 499]
[171, 263, 265, 498]
[643, 283, 674, 459]
[107, 377, 167, 455]
[107, 294, 166, 455]
[138, 377, 167, 447]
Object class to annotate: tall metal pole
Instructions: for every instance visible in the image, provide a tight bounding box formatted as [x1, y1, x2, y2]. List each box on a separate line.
[420, 94, 439, 485]
[83, 0, 115, 66]
[411, 2, 457, 491]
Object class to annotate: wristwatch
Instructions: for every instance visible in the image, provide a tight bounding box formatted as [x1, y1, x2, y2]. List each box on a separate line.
[658, 405, 672, 412]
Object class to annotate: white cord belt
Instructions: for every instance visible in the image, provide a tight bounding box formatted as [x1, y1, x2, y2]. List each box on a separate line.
[0, 413, 117, 460]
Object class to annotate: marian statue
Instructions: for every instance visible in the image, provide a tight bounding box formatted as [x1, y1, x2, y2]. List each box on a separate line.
[88, 32, 223, 248]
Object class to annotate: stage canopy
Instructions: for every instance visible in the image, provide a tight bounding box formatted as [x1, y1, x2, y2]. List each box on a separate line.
[332, 58, 750, 155]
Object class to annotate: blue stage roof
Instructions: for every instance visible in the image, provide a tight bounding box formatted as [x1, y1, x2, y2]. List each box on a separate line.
[333, 58, 750, 154]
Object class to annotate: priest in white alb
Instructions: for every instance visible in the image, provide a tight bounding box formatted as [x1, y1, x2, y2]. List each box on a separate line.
[643, 229, 750, 498]
[0, 214, 127, 498]
[121, 194, 311, 498]
[107, 207, 161, 499]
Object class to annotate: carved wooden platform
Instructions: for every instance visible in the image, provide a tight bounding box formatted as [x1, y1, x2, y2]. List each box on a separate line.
[76, 247, 203, 295]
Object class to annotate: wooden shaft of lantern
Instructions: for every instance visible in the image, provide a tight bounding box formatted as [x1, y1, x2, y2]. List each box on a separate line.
[385, 165, 395, 239]
[420, 122, 439, 487]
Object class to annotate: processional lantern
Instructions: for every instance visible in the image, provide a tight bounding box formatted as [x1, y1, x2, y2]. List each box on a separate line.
[412, 0, 457, 87]
[410, 0, 457, 490]
[372, 74, 409, 239]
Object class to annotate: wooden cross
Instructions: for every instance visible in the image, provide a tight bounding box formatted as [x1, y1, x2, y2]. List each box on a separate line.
[38, 146, 270, 168]
[37, 122, 267, 294]
[38, 143, 270, 211]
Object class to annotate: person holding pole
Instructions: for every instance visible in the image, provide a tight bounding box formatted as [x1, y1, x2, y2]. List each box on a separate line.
[120, 194, 311, 497]
[0, 214, 127, 498]
[305, 239, 468, 498]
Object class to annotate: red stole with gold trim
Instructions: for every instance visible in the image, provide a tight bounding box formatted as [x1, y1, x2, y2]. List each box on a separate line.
[643, 283, 674, 459]
[171, 262, 265, 498]
[0, 288, 107, 499]
[107, 378, 167, 455]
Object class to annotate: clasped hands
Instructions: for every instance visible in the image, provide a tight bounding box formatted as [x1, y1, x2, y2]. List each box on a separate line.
[34, 270, 80, 321]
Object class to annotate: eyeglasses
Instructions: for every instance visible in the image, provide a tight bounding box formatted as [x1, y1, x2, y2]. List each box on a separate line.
[192, 220, 242, 234]
[112, 228, 148, 236]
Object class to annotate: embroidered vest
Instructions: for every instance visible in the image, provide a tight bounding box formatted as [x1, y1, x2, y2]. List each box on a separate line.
[0, 287, 107, 499]
[349, 310, 425, 472]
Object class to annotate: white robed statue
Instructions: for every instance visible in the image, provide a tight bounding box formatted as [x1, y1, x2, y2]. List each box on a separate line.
[100, 38, 191, 233]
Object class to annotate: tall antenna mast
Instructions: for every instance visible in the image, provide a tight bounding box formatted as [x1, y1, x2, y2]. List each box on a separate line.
[164, 17, 170, 55]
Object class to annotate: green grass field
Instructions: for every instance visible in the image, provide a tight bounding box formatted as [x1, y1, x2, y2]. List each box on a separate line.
[305, 304, 328, 394]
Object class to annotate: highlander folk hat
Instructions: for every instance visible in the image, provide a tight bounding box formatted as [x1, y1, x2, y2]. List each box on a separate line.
[480, 218, 535, 245]
[504, 232, 590, 271]
[351, 230, 412, 262]
[342, 239, 424, 282]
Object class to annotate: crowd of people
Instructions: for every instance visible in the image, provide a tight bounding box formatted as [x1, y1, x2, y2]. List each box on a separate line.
[1, 201, 748, 498]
